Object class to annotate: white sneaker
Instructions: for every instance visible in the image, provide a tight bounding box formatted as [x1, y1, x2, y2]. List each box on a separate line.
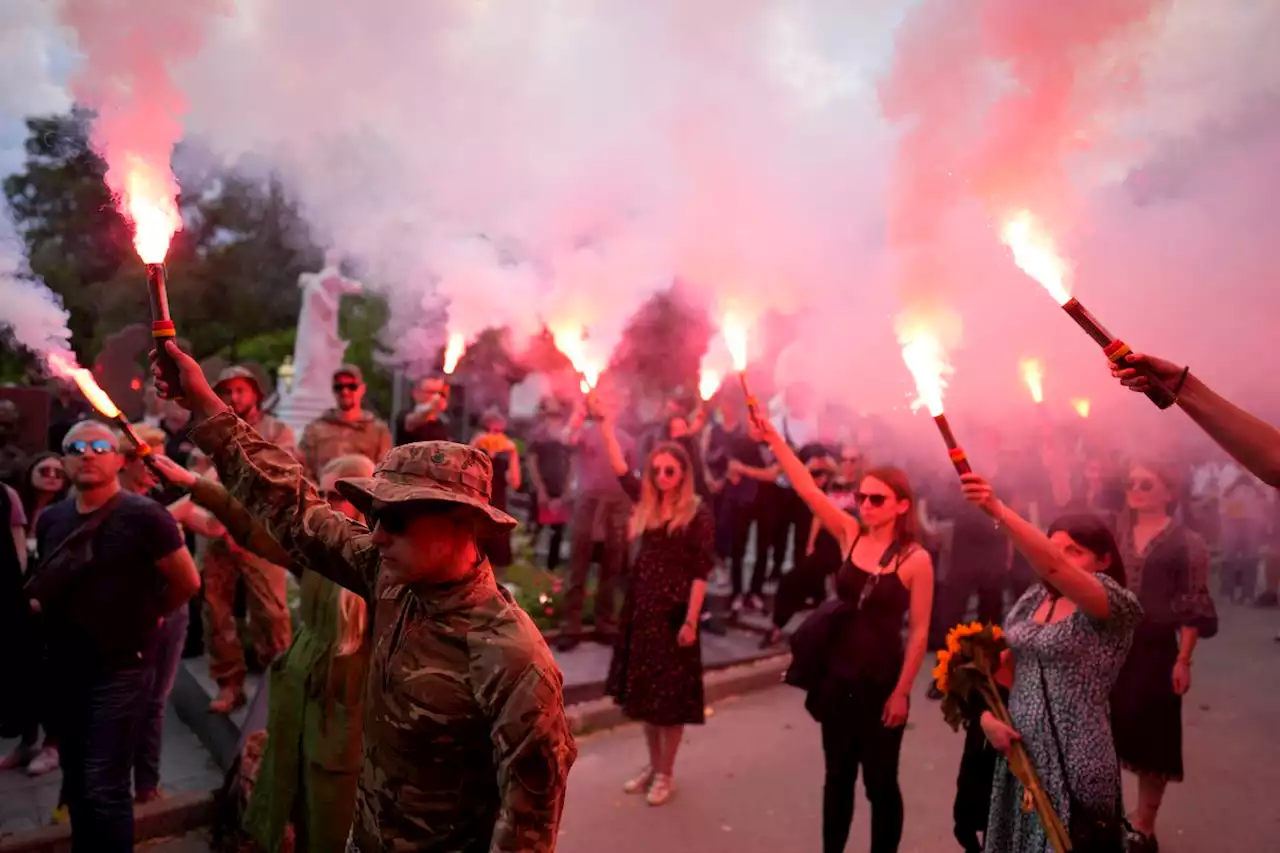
[622, 765, 655, 794]
[26, 746, 60, 777]
[646, 773, 675, 806]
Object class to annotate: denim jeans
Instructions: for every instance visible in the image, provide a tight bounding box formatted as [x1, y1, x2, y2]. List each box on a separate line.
[59, 663, 155, 853]
[135, 606, 190, 794]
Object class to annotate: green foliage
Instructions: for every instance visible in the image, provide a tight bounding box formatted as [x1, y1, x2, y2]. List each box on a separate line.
[338, 292, 393, 415]
[4, 111, 323, 365]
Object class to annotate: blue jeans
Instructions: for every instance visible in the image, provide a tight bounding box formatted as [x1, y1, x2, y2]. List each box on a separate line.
[60, 664, 155, 853]
[135, 607, 190, 794]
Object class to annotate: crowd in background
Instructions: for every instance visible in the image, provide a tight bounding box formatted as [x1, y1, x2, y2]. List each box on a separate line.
[1, 352, 1277, 852]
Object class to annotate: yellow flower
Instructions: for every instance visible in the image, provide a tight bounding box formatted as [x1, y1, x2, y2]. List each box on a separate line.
[992, 625, 1004, 641]
[932, 649, 953, 694]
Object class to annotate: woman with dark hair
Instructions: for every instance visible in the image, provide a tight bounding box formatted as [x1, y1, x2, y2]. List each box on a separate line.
[16, 452, 68, 551]
[598, 407, 715, 808]
[1, 453, 68, 774]
[758, 414, 933, 853]
[960, 473, 1141, 853]
[1111, 460, 1216, 853]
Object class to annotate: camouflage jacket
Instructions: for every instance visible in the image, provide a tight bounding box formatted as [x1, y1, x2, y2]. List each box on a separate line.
[191, 411, 576, 853]
[299, 409, 393, 479]
[247, 411, 297, 459]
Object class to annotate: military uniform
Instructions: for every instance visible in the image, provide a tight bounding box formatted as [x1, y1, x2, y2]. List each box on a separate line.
[192, 412, 576, 853]
[203, 369, 298, 706]
[299, 409, 393, 479]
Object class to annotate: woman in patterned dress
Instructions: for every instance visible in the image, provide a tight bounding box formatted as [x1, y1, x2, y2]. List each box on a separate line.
[960, 473, 1141, 853]
[1111, 461, 1217, 853]
[598, 407, 715, 807]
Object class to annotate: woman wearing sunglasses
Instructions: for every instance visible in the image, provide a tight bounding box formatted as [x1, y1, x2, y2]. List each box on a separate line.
[17, 453, 69, 556]
[1110, 461, 1216, 853]
[596, 402, 716, 807]
[754, 413, 932, 853]
[959, 472, 1141, 853]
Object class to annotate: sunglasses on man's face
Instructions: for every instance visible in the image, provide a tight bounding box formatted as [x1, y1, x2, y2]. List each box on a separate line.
[369, 501, 457, 535]
[854, 492, 890, 508]
[1128, 478, 1157, 493]
[333, 382, 360, 393]
[650, 464, 680, 479]
[62, 439, 116, 457]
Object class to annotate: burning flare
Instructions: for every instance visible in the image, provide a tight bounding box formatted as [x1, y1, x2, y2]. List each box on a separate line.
[721, 314, 749, 372]
[900, 330, 952, 418]
[699, 369, 721, 402]
[1072, 398, 1092, 419]
[1020, 358, 1045, 404]
[45, 352, 120, 419]
[551, 324, 598, 391]
[442, 332, 466, 375]
[122, 161, 183, 264]
[1000, 211, 1071, 306]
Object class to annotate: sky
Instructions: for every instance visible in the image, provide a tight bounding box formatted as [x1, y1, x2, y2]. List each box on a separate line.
[2, 0, 1279, 451]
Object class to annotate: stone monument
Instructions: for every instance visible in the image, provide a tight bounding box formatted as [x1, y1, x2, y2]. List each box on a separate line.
[273, 251, 364, 436]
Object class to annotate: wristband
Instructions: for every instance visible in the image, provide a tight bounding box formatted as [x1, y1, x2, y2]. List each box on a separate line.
[1172, 366, 1190, 399]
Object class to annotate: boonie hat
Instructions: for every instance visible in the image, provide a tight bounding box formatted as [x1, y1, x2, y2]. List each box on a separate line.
[335, 441, 517, 532]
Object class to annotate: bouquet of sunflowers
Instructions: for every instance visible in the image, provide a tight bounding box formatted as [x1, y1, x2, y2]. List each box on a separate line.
[933, 622, 1071, 853]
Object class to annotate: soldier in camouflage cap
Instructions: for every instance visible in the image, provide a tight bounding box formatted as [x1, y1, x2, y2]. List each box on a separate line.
[206, 364, 295, 712]
[151, 341, 576, 853]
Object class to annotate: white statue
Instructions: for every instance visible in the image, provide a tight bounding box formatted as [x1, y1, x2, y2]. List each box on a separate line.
[290, 250, 364, 392]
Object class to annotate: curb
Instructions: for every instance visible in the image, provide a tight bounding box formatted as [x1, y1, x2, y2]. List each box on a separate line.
[0, 791, 214, 853]
[566, 652, 791, 735]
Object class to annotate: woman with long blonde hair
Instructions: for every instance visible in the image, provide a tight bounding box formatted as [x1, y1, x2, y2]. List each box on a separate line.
[598, 402, 716, 807]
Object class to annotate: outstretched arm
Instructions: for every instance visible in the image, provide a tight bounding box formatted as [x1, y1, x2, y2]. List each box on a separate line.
[1115, 353, 1280, 488]
[753, 412, 858, 555]
[961, 473, 1111, 619]
[152, 342, 378, 599]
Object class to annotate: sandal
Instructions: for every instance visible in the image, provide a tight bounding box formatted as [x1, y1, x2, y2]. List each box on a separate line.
[622, 765, 655, 794]
[646, 773, 675, 806]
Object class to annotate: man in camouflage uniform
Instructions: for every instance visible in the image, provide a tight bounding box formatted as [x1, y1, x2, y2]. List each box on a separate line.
[155, 342, 576, 853]
[204, 366, 295, 713]
[300, 365, 393, 478]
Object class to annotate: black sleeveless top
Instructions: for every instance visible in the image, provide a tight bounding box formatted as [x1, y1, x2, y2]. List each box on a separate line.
[826, 533, 913, 686]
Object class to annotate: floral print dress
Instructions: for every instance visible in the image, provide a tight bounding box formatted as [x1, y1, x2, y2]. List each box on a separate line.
[985, 577, 1141, 853]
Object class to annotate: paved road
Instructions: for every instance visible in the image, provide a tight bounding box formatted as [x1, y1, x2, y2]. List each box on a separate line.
[139, 601, 1280, 852]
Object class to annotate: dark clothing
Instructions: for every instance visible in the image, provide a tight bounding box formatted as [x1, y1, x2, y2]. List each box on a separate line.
[48, 396, 92, 452]
[34, 493, 185, 674]
[529, 437, 572, 499]
[606, 474, 716, 726]
[135, 605, 189, 795]
[483, 450, 514, 569]
[760, 484, 812, 579]
[818, 682, 905, 853]
[563, 495, 630, 636]
[0, 484, 36, 737]
[57, 664, 154, 853]
[395, 412, 453, 445]
[930, 491, 1009, 649]
[1112, 521, 1215, 782]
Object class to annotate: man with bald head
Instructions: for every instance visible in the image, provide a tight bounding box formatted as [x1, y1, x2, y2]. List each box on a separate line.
[26, 421, 200, 853]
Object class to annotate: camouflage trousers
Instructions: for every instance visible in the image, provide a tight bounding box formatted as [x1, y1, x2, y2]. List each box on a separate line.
[203, 544, 293, 691]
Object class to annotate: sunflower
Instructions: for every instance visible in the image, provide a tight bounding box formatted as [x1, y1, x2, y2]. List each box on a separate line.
[932, 649, 953, 694]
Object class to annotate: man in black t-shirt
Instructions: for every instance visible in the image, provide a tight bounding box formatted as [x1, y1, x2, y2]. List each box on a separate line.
[527, 403, 573, 570]
[396, 377, 454, 444]
[30, 421, 199, 853]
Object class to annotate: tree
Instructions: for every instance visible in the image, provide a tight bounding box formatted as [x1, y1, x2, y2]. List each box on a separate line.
[4, 111, 321, 367]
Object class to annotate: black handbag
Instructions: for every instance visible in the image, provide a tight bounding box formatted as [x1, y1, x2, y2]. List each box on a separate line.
[1038, 663, 1129, 853]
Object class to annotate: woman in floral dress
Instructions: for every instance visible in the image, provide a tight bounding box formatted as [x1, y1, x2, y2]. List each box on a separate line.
[1112, 461, 1216, 853]
[598, 407, 715, 807]
[961, 473, 1141, 853]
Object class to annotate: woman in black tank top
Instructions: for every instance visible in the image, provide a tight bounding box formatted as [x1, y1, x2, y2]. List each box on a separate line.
[757, 414, 934, 853]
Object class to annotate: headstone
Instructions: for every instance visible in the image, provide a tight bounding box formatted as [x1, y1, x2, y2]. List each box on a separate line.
[273, 251, 364, 436]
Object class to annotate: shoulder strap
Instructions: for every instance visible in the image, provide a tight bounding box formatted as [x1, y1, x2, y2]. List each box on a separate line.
[35, 493, 125, 570]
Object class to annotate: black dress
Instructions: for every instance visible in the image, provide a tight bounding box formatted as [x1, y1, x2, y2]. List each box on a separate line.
[1112, 520, 1216, 782]
[606, 474, 716, 726]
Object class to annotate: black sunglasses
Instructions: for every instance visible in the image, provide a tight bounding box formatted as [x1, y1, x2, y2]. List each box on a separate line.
[1128, 478, 1157, 493]
[319, 489, 347, 504]
[369, 501, 457, 535]
[333, 382, 361, 393]
[62, 439, 116, 457]
[650, 464, 680, 479]
[35, 465, 66, 479]
[854, 492, 890, 508]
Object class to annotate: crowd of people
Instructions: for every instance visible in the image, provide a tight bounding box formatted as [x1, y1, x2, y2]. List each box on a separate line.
[0, 341, 1276, 853]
